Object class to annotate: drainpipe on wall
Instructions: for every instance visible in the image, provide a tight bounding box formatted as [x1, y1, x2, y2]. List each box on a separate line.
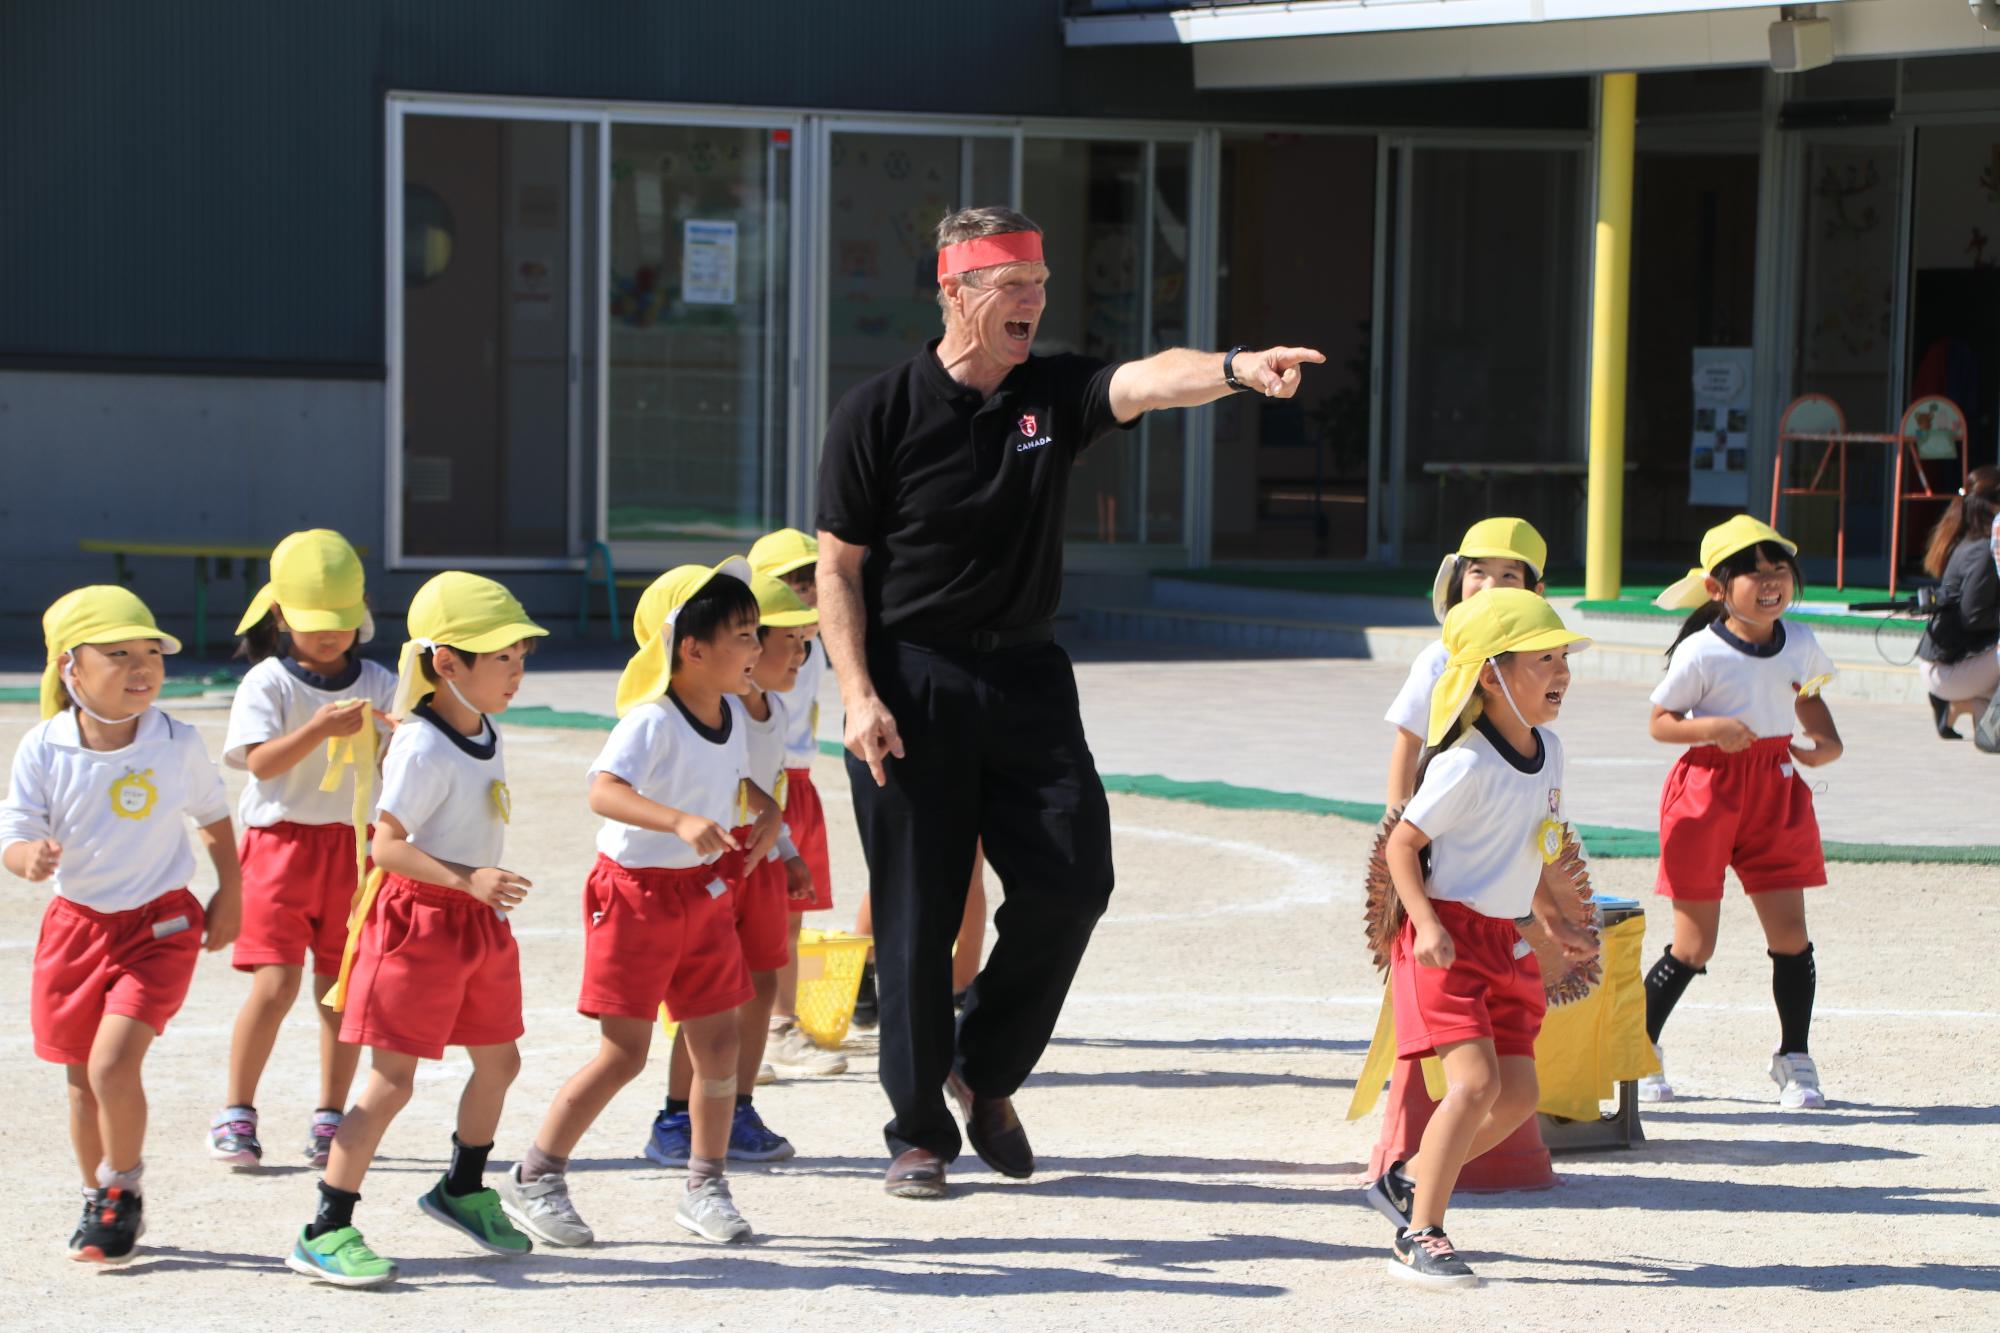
[1585, 72, 1638, 601]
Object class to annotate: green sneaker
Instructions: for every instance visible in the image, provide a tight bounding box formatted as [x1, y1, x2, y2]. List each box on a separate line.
[286, 1225, 398, 1287]
[417, 1178, 533, 1256]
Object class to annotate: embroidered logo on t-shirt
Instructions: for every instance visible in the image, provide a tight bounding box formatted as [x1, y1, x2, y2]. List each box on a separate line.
[110, 769, 158, 821]
[490, 780, 512, 824]
[1019, 413, 1037, 437]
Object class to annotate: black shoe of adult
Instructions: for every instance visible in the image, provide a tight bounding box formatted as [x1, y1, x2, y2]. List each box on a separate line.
[851, 962, 879, 1030]
[947, 1072, 1034, 1179]
[884, 1148, 948, 1199]
[1931, 694, 1964, 739]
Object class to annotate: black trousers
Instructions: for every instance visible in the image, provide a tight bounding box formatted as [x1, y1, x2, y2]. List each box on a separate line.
[849, 638, 1115, 1162]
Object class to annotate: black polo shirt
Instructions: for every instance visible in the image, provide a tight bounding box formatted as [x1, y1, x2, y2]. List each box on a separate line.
[816, 338, 1134, 641]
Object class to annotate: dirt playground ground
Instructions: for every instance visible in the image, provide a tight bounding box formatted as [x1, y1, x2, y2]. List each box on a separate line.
[1, 699, 1996, 1328]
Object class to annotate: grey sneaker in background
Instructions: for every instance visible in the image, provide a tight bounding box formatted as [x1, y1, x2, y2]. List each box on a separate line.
[497, 1163, 595, 1247]
[675, 1177, 753, 1243]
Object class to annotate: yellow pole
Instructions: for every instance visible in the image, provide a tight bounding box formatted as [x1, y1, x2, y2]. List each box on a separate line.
[1585, 72, 1637, 601]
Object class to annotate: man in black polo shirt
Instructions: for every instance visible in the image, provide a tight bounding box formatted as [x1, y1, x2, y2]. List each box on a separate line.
[817, 205, 1321, 1199]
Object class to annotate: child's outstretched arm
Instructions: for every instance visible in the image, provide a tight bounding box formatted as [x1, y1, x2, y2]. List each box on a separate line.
[196, 816, 243, 951]
[1649, 705, 1756, 752]
[1791, 695, 1843, 767]
[1385, 728, 1422, 808]
[1384, 819, 1452, 969]
[242, 698, 371, 779]
[371, 811, 531, 912]
[586, 772, 740, 857]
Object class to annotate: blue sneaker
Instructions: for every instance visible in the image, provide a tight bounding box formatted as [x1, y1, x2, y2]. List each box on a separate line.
[643, 1110, 692, 1168]
[726, 1102, 796, 1163]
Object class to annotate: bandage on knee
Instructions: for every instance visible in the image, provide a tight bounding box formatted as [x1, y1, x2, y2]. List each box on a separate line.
[700, 1075, 737, 1100]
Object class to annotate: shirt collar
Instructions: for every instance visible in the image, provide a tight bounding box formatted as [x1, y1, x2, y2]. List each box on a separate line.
[47, 706, 166, 752]
[412, 696, 496, 760]
[282, 654, 363, 691]
[1709, 618, 1787, 658]
[668, 686, 733, 745]
[916, 337, 1029, 408]
[1472, 713, 1546, 775]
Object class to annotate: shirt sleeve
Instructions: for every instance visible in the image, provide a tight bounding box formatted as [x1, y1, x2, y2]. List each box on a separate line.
[1384, 644, 1444, 735]
[1794, 626, 1837, 690]
[588, 710, 664, 790]
[0, 730, 53, 851]
[178, 724, 232, 827]
[815, 396, 881, 546]
[1400, 747, 1483, 843]
[221, 665, 287, 770]
[377, 735, 446, 834]
[1650, 639, 1708, 715]
[1053, 355, 1136, 457]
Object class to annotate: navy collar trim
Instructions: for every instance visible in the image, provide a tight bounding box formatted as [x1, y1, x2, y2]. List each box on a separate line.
[282, 654, 362, 691]
[1473, 713, 1546, 775]
[412, 696, 496, 759]
[1709, 618, 1787, 658]
[668, 687, 733, 745]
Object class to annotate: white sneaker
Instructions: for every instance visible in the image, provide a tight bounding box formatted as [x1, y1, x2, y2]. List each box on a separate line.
[497, 1164, 595, 1246]
[767, 1020, 848, 1077]
[1636, 1044, 1675, 1103]
[1769, 1051, 1826, 1109]
[756, 1062, 777, 1086]
[675, 1177, 752, 1243]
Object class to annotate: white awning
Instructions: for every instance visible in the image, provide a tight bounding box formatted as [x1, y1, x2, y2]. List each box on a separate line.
[1064, 0, 1822, 46]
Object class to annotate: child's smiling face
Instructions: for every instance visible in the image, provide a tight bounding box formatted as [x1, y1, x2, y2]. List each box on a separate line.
[749, 625, 809, 694]
[1710, 552, 1795, 629]
[65, 639, 165, 718]
[1485, 647, 1574, 728]
[681, 609, 763, 697]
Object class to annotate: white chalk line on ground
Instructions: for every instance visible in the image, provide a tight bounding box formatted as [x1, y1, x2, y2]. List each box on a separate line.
[1098, 823, 1355, 924]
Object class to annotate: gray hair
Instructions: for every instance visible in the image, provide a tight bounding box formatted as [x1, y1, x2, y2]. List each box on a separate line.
[935, 206, 1043, 319]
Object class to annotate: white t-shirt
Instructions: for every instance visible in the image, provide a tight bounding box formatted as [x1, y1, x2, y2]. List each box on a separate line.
[0, 708, 232, 913]
[223, 656, 397, 829]
[778, 638, 825, 769]
[1385, 640, 1450, 737]
[1400, 721, 1567, 921]
[730, 691, 799, 863]
[1650, 620, 1837, 739]
[375, 704, 508, 871]
[591, 693, 751, 870]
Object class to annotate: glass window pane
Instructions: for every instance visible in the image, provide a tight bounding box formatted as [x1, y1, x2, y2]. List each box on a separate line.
[1401, 147, 1582, 562]
[1147, 143, 1192, 545]
[607, 123, 789, 548]
[1023, 138, 1147, 543]
[971, 136, 1012, 207]
[402, 115, 574, 558]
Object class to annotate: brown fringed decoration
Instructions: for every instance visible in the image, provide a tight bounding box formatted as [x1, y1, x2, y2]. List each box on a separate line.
[1363, 813, 1603, 1007]
[1363, 804, 1408, 977]
[1525, 826, 1603, 1007]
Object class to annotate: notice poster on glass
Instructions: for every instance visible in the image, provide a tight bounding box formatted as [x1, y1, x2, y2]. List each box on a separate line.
[682, 219, 738, 305]
[1689, 347, 1752, 507]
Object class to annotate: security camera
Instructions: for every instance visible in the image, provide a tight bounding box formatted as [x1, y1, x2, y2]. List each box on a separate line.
[1769, 16, 1835, 73]
[1975, 0, 2000, 34]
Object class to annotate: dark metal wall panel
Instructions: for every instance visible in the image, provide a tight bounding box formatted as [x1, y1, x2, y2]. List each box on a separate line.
[0, 1, 1586, 369]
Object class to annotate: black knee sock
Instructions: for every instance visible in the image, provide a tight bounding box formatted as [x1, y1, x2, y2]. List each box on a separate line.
[665, 1097, 690, 1118]
[445, 1133, 492, 1197]
[1770, 943, 1816, 1055]
[1644, 946, 1705, 1043]
[735, 1093, 752, 1109]
[307, 1180, 360, 1239]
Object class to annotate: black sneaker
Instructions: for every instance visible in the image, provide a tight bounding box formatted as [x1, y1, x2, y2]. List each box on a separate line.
[72, 1186, 144, 1265]
[851, 961, 879, 1031]
[1363, 1160, 1414, 1227]
[1387, 1226, 1478, 1289]
[66, 1189, 103, 1257]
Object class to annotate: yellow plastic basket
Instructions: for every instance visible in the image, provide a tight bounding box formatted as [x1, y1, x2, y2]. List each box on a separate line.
[795, 929, 874, 1049]
[657, 929, 873, 1050]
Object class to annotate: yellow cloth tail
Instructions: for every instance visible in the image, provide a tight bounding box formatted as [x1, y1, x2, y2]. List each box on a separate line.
[319, 704, 383, 1013]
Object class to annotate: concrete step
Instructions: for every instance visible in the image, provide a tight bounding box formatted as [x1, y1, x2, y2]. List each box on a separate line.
[1074, 605, 1927, 704]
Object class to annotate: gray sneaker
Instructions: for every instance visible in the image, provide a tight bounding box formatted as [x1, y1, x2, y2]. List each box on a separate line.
[675, 1177, 752, 1243]
[767, 1020, 848, 1077]
[497, 1164, 594, 1247]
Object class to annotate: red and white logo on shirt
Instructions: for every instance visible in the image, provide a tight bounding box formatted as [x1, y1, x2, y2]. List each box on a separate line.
[1018, 413, 1037, 437]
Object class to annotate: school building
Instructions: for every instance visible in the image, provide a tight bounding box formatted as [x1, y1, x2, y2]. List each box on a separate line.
[4, 1, 1999, 634]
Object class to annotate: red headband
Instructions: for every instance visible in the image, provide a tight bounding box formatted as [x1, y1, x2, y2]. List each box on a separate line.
[936, 231, 1044, 280]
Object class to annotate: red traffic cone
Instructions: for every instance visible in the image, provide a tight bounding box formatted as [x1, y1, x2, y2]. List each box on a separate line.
[1368, 1057, 1557, 1192]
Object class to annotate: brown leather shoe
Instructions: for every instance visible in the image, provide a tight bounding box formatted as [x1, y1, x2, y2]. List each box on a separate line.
[947, 1072, 1034, 1179]
[884, 1148, 948, 1199]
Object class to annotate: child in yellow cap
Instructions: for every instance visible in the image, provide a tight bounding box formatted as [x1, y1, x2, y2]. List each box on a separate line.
[287, 572, 545, 1287]
[1363, 588, 1596, 1288]
[1, 587, 241, 1264]
[746, 528, 852, 1077]
[1383, 518, 1548, 807]
[213, 529, 395, 1174]
[649, 570, 820, 1165]
[1641, 515, 1844, 1110]
[500, 560, 781, 1250]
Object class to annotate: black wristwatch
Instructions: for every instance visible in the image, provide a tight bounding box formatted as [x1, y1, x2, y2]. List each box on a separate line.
[1222, 345, 1255, 393]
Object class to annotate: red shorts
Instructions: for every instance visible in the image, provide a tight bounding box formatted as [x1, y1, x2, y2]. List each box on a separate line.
[730, 854, 792, 973]
[32, 889, 205, 1064]
[336, 875, 523, 1059]
[581, 855, 753, 1023]
[1390, 899, 1545, 1061]
[783, 768, 833, 912]
[1656, 735, 1826, 900]
[233, 821, 366, 977]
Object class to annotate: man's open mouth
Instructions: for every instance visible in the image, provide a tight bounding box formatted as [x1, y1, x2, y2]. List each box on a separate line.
[1005, 320, 1032, 342]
